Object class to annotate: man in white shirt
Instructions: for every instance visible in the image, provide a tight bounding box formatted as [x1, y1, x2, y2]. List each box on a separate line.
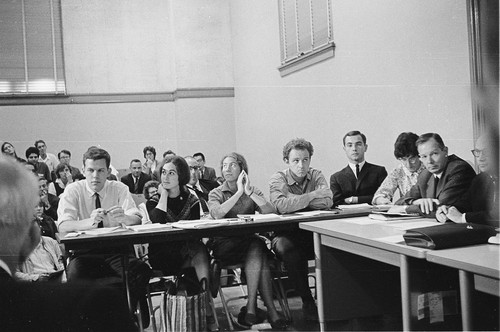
[35, 139, 59, 172]
[57, 147, 151, 326]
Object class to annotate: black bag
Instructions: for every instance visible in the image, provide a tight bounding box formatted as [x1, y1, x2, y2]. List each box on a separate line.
[403, 223, 496, 249]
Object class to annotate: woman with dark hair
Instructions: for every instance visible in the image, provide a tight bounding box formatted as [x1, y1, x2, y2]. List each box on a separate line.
[208, 152, 288, 329]
[1, 141, 25, 162]
[147, 156, 215, 329]
[142, 146, 158, 177]
[48, 163, 73, 197]
[372, 132, 426, 205]
[142, 180, 160, 213]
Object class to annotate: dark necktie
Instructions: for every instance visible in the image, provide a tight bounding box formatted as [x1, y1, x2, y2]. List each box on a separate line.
[134, 176, 140, 193]
[94, 192, 103, 228]
[355, 164, 360, 178]
[189, 185, 209, 212]
[433, 176, 439, 198]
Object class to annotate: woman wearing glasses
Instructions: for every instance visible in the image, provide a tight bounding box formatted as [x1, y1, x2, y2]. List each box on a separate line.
[372, 132, 426, 205]
[208, 152, 288, 330]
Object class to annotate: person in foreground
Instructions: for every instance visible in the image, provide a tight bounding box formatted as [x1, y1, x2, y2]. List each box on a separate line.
[147, 155, 216, 330]
[0, 155, 136, 331]
[395, 133, 476, 217]
[269, 138, 332, 321]
[208, 152, 288, 330]
[436, 132, 499, 226]
[57, 147, 152, 327]
[372, 132, 426, 205]
[330, 130, 387, 206]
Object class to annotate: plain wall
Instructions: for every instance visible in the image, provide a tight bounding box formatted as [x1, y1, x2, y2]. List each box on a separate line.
[229, 0, 474, 192]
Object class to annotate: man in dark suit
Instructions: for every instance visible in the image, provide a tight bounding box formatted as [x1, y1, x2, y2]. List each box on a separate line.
[58, 149, 83, 179]
[0, 155, 136, 331]
[395, 133, 476, 217]
[330, 130, 387, 206]
[185, 156, 219, 213]
[193, 152, 217, 182]
[121, 159, 151, 194]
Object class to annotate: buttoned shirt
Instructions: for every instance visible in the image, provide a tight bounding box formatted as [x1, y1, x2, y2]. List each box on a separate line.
[372, 163, 425, 204]
[348, 161, 365, 179]
[269, 168, 333, 214]
[15, 236, 64, 282]
[39, 153, 59, 172]
[56, 179, 141, 228]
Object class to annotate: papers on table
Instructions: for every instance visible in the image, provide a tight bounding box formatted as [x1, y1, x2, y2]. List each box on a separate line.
[237, 213, 280, 222]
[172, 219, 232, 229]
[64, 225, 130, 237]
[337, 203, 372, 210]
[368, 211, 421, 221]
[127, 223, 172, 232]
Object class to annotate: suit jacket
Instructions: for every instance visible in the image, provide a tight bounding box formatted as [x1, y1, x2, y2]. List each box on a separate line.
[330, 162, 387, 206]
[200, 166, 217, 182]
[396, 154, 476, 217]
[121, 172, 151, 194]
[454, 172, 499, 227]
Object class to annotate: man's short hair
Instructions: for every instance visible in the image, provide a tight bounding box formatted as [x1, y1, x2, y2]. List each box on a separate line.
[25, 146, 39, 158]
[416, 133, 445, 150]
[219, 152, 249, 175]
[157, 155, 190, 187]
[343, 130, 367, 146]
[162, 150, 176, 158]
[394, 132, 419, 159]
[58, 149, 71, 159]
[143, 146, 156, 159]
[83, 147, 111, 168]
[193, 152, 206, 162]
[34, 139, 46, 148]
[282, 138, 314, 161]
[130, 159, 141, 165]
[0, 156, 40, 250]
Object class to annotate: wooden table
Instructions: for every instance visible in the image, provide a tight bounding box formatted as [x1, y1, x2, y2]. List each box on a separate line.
[426, 244, 500, 330]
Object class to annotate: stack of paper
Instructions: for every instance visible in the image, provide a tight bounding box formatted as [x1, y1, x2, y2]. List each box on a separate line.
[172, 219, 231, 229]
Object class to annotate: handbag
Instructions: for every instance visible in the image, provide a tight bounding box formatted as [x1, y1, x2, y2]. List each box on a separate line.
[403, 222, 496, 249]
[160, 267, 208, 331]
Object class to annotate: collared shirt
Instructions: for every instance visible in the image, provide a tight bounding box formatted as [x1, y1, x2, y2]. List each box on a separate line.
[208, 181, 272, 219]
[269, 168, 333, 214]
[15, 236, 64, 282]
[39, 153, 59, 172]
[56, 179, 141, 228]
[372, 163, 425, 204]
[348, 161, 366, 178]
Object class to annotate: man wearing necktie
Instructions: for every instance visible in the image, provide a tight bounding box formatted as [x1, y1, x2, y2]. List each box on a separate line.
[396, 133, 476, 218]
[57, 148, 152, 327]
[330, 130, 388, 206]
[121, 159, 151, 194]
[185, 156, 219, 215]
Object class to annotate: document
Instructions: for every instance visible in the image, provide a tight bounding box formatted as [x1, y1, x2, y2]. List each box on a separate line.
[368, 211, 421, 221]
[126, 223, 173, 232]
[336, 203, 372, 210]
[172, 219, 231, 229]
[237, 213, 280, 222]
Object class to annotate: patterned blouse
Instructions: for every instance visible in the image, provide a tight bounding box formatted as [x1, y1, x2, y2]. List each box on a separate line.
[372, 163, 426, 204]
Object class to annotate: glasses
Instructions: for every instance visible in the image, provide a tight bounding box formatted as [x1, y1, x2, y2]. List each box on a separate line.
[189, 166, 200, 171]
[398, 156, 419, 164]
[471, 149, 488, 158]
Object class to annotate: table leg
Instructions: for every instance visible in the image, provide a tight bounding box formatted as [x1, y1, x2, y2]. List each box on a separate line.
[458, 270, 473, 331]
[314, 232, 326, 332]
[400, 255, 411, 331]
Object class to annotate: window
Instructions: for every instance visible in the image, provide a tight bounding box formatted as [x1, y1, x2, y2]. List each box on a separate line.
[278, 0, 335, 76]
[0, 0, 65, 96]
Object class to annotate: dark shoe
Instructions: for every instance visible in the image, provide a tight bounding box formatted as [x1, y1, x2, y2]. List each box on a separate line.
[303, 301, 318, 321]
[237, 310, 257, 327]
[270, 318, 289, 330]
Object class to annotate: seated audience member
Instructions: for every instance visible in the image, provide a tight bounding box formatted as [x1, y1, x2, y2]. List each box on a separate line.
[121, 159, 151, 194]
[372, 132, 426, 205]
[185, 156, 219, 215]
[86, 145, 119, 181]
[194, 152, 218, 182]
[143, 180, 160, 213]
[57, 147, 152, 326]
[1, 141, 25, 162]
[436, 132, 499, 226]
[39, 177, 59, 221]
[330, 131, 388, 206]
[208, 152, 288, 329]
[395, 133, 476, 217]
[269, 138, 332, 321]
[34, 201, 58, 240]
[162, 149, 176, 158]
[142, 146, 158, 177]
[0, 155, 136, 331]
[15, 234, 66, 283]
[148, 156, 216, 330]
[151, 149, 177, 181]
[58, 149, 82, 179]
[35, 139, 59, 173]
[25, 146, 52, 182]
[49, 163, 73, 197]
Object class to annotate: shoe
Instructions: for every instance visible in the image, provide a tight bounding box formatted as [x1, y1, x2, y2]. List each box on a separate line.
[303, 301, 318, 321]
[269, 318, 288, 330]
[237, 311, 257, 327]
[237, 305, 266, 325]
[206, 315, 219, 331]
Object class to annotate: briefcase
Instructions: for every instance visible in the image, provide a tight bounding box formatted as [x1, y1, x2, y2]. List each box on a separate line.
[403, 223, 496, 249]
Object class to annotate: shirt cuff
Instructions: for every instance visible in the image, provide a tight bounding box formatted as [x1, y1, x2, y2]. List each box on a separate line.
[461, 213, 467, 223]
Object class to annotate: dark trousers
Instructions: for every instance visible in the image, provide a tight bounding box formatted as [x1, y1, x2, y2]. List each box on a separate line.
[271, 229, 315, 303]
